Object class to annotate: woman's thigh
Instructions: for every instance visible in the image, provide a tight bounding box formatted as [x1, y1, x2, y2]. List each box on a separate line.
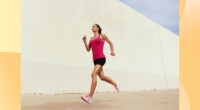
[92, 65, 102, 76]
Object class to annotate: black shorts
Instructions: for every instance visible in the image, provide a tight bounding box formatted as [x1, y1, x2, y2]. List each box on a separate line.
[93, 57, 106, 66]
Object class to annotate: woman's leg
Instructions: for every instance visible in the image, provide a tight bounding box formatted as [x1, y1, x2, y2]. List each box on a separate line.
[88, 64, 102, 98]
[98, 68, 117, 86]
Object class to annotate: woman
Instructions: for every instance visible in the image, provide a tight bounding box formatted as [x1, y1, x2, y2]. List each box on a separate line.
[81, 24, 119, 104]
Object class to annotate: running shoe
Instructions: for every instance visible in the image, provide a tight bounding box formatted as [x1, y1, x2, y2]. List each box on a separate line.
[81, 95, 93, 104]
[114, 83, 120, 92]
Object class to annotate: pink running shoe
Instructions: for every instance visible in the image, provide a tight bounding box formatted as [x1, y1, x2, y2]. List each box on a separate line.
[81, 95, 92, 104]
[114, 83, 120, 92]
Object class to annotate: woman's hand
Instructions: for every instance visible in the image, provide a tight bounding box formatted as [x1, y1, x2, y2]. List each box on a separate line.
[82, 35, 87, 42]
[110, 51, 115, 56]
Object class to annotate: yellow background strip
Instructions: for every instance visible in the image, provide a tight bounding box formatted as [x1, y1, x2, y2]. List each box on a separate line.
[0, 0, 20, 52]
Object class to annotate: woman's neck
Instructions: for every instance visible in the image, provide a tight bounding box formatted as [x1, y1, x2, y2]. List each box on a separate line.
[94, 32, 99, 37]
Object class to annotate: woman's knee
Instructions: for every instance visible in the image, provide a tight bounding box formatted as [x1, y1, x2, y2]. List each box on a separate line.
[99, 75, 105, 81]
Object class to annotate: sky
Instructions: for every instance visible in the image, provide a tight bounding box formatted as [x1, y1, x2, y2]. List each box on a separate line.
[120, 0, 179, 35]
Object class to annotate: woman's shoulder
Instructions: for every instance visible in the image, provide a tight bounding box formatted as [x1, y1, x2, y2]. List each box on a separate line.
[100, 34, 106, 37]
[100, 34, 108, 40]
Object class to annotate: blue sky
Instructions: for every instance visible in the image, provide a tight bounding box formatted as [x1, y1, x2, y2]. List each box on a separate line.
[120, 0, 179, 35]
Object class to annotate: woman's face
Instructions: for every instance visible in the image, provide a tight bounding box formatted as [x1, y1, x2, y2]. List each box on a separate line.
[92, 24, 98, 33]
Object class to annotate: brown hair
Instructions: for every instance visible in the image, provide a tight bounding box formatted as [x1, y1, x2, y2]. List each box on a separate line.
[94, 24, 102, 34]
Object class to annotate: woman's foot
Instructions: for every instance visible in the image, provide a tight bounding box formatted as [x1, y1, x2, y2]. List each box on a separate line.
[114, 83, 120, 92]
[81, 95, 93, 104]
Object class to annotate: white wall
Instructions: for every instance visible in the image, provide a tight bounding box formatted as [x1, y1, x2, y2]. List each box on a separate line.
[22, 0, 179, 94]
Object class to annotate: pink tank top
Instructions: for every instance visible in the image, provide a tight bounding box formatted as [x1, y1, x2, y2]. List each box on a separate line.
[89, 35, 106, 61]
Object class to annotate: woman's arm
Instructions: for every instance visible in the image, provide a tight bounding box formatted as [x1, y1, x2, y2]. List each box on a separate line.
[101, 34, 115, 56]
[82, 35, 91, 52]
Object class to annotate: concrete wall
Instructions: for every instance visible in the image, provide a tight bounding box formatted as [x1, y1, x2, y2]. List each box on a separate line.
[22, 0, 179, 94]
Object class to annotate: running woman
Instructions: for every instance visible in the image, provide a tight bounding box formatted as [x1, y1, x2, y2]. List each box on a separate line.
[81, 24, 119, 104]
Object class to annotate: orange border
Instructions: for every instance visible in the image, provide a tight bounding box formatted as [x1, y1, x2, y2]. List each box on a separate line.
[0, 53, 20, 110]
[0, 0, 21, 110]
[180, 0, 200, 110]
